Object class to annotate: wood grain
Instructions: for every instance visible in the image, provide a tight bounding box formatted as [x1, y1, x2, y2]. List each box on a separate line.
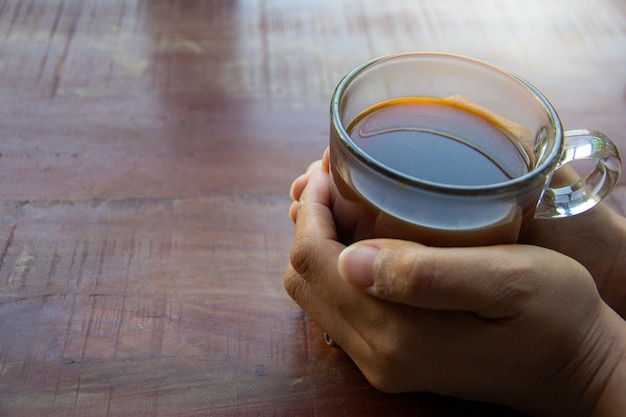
[0, 0, 624, 416]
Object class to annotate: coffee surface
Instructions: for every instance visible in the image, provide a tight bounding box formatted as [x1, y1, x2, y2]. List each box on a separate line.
[348, 97, 530, 186]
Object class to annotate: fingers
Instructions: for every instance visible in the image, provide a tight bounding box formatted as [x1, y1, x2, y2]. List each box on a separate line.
[288, 148, 330, 223]
[284, 166, 367, 354]
[286, 167, 343, 318]
[285, 166, 340, 302]
[289, 155, 328, 202]
[338, 239, 592, 319]
[291, 168, 338, 247]
[288, 159, 323, 223]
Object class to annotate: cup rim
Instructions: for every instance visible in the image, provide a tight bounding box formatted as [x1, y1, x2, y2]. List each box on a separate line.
[331, 52, 564, 194]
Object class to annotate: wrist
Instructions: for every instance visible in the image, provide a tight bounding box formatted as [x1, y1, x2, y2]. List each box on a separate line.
[589, 308, 626, 417]
[601, 212, 626, 318]
[528, 305, 626, 417]
[523, 205, 626, 317]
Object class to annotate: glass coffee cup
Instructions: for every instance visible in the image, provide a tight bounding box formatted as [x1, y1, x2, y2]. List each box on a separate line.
[329, 53, 621, 247]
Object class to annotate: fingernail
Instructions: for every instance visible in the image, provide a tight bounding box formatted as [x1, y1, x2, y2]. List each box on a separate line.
[338, 244, 380, 288]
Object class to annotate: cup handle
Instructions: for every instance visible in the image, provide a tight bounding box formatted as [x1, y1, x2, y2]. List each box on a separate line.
[535, 129, 621, 219]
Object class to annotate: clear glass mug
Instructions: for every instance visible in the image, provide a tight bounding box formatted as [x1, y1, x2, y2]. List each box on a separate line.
[329, 53, 622, 247]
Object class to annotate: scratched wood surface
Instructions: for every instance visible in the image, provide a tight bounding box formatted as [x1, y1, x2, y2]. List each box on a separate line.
[0, 1, 624, 416]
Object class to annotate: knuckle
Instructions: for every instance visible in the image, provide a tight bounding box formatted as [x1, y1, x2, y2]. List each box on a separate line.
[283, 266, 306, 303]
[359, 322, 417, 393]
[376, 248, 436, 303]
[359, 345, 402, 392]
[289, 235, 315, 279]
[490, 255, 535, 305]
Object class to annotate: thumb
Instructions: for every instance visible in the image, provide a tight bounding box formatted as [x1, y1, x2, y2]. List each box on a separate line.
[337, 239, 558, 317]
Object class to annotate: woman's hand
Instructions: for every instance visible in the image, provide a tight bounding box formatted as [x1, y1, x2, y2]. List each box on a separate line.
[289, 150, 626, 318]
[521, 169, 626, 318]
[284, 158, 626, 416]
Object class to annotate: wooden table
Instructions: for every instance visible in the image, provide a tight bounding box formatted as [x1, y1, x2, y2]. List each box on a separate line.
[0, 1, 624, 416]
